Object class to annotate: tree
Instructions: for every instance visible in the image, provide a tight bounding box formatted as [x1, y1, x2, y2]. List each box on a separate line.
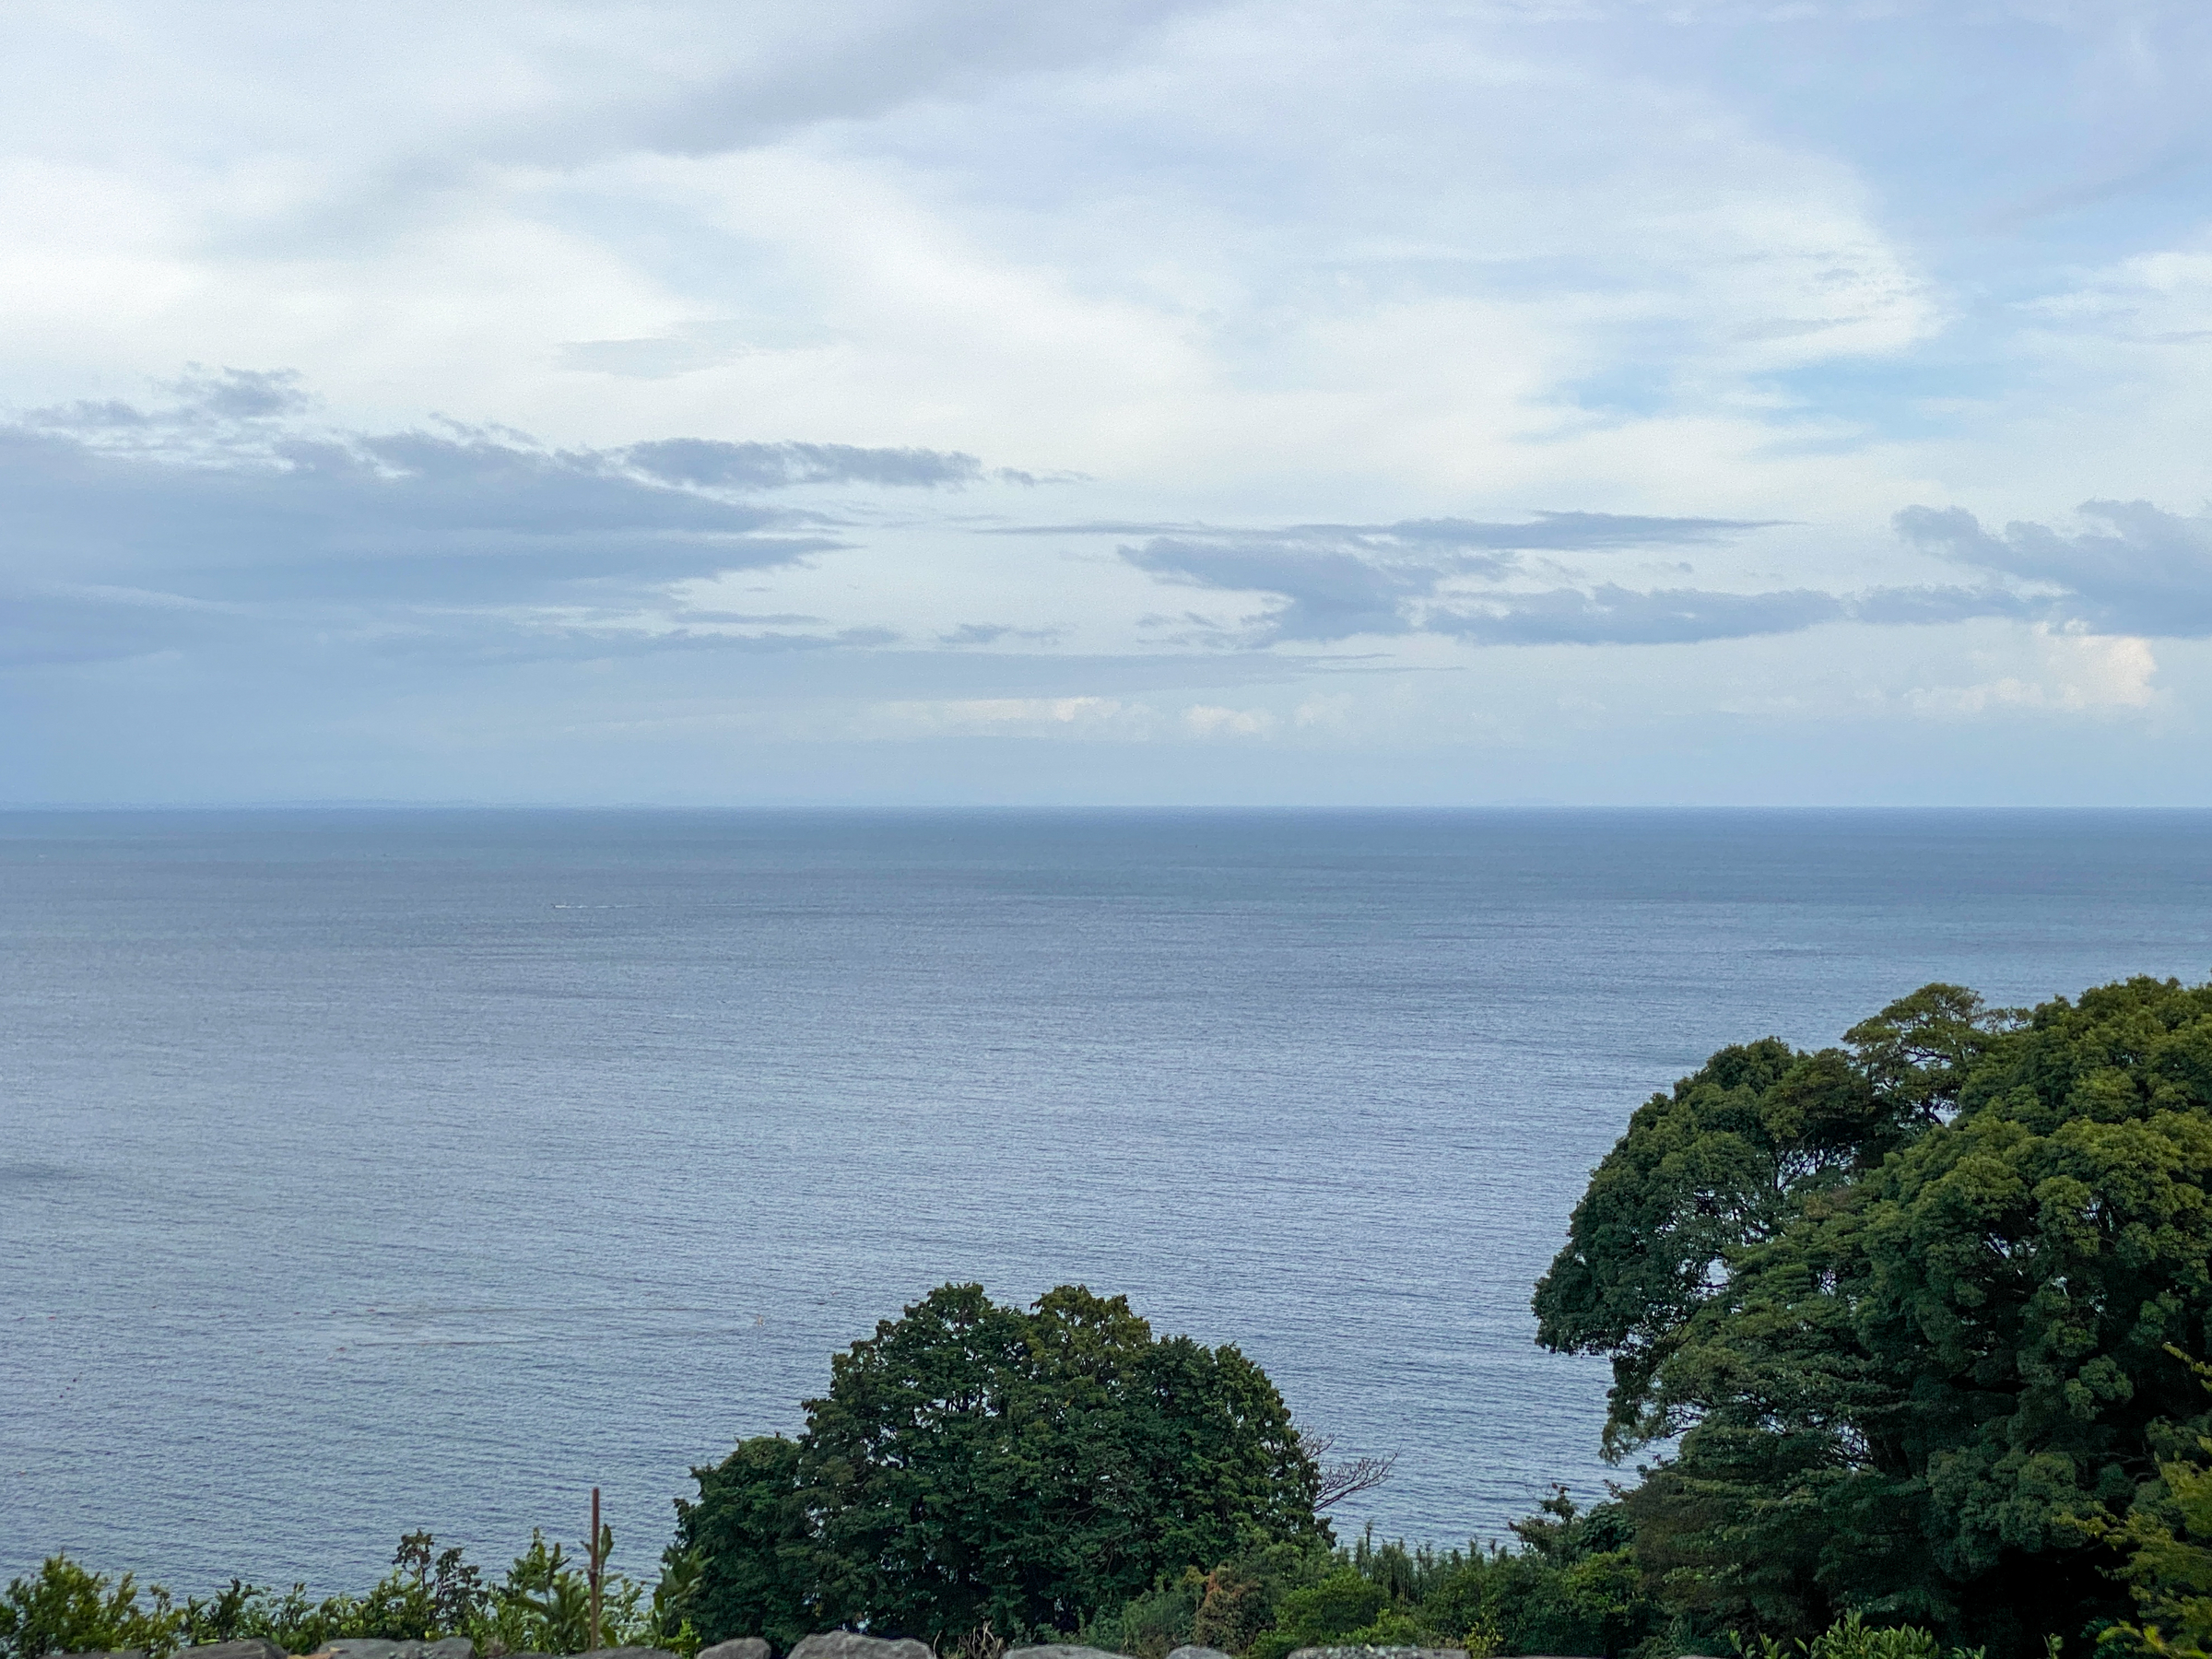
[674, 1284, 1326, 1646]
[1537, 978, 2212, 1657]
[677, 1436, 818, 1651]
[2087, 1349, 2212, 1659]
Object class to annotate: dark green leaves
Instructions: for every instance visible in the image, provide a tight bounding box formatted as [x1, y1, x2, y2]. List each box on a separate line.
[1533, 1022, 1917, 1453]
[676, 1283, 1325, 1646]
[1538, 977, 2212, 1656]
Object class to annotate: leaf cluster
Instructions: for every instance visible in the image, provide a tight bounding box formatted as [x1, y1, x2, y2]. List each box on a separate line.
[0, 1556, 185, 1659]
[2081, 1350, 2212, 1659]
[1079, 1494, 1673, 1659]
[2, 1529, 690, 1659]
[1535, 977, 2212, 1658]
[670, 1283, 1327, 1648]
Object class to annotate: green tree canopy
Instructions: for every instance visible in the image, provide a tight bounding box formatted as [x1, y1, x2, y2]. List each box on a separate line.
[1537, 978, 2212, 1657]
[675, 1283, 1325, 1647]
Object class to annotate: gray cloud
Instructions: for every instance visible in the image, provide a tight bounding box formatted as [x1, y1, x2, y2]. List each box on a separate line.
[29, 367, 316, 440]
[1430, 584, 1843, 646]
[1287, 512, 1789, 550]
[1124, 535, 1488, 641]
[1895, 500, 2212, 636]
[627, 438, 991, 490]
[1114, 513, 2047, 646]
[0, 376, 994, 667]
[1847, 582, 2033, 629]
[576, 3, 1201, 165]
[1115, 512, 1813, 644]
[937, 622, 1064, 646]
[1005, 510, 1781, 546]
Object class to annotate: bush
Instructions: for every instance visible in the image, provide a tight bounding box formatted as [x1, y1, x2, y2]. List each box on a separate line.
[0, 1556, 185, 1659]
[1736, 1613, 1983, 1659]
[1078, 1573, 1205, 1659]
[5, 1528, 692, 1659]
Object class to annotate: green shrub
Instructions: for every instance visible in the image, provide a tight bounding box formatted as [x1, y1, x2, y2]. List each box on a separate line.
[1736, 1614, 1983, 1659]
[1193, 1566, 1277, 1654]
[6, 1527, 688, 1659]
[0, 1556, 186, 1659]
[1078, 1573, 1205, 1659]
[1273, 1570, 1390, 1645]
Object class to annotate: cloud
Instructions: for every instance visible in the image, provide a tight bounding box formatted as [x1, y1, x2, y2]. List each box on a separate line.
[1429, 584, 1844, 646]
[866, 693, 1145, 737]
[1895, 499, 2212, 636]
[626, 438, 994, 490]
[0, 373, 998, 666]
[1110, 511, 2056, 646]
[28, 367, 317, 443]
[1112, 512, 2006, 645]
[1183, 703, 1274, 737]
[1906, 627, 2160, 718]
[1124, 535, 1463, 641]
[1283, 512, 1791, 551]
[936, 622, 1063, 646]
[1114, 512, 1788, 642]
[1009, 511, 1781, 546]
[520, 3, 1202, 169]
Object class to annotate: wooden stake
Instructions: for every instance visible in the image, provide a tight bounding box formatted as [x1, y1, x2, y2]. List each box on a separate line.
[589, 1486, 603, 1652]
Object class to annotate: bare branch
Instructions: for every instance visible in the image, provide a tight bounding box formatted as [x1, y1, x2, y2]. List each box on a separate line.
[1300, 1428, 1400, 1510]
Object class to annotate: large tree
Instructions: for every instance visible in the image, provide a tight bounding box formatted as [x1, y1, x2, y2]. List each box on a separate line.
[1535, 979, 2212, 1657]
[675, 1284, 1325, 1646]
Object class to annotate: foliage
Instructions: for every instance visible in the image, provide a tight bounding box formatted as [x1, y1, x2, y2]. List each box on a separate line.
[670, 1435, 816, 1651]
[0, 1555, 185, 1659]
[1193, 1560, 1292, 1654]
[675, 1283, 1327, 1645]
[1535, 977, 2212, 1657]
[1075, 1496, 1669, 1659]
[1242, 1567, 1405, 1658]
[1077, 1571, 1207, 1659]
[2085, 1351, 2212, 1659]
[6, 1527, 688, 1659]
[1409, 1495, 1667, 1659]
[1733, 1611, 1986, 1659]
[474, 1529, 647, 1656]
[163, 1531, 498, 1653]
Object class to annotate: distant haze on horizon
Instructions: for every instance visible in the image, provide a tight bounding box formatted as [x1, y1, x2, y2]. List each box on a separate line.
[6, 1, 2212, 806]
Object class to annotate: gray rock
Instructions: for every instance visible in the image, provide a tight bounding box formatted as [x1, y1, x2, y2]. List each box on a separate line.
[787, 1635, 933, 1659]
[1007, 1648, 1125, 1659]
[575, 1648, 680, 1659]
[698, 1641, 772, 1659]
[187, 1641, 291, 1659]
[317, 1640, 471, 1659]
[55, 1651, 147, 1659]
[1288, 1649, 1470, 1659]
[1167, 1647, 1233, 1659]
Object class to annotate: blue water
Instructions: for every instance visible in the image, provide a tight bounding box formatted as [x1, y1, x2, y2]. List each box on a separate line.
[4, 809, 2211, 1596]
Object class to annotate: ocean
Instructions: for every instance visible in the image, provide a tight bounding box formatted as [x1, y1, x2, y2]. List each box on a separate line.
[4, 808, 2210, 1594]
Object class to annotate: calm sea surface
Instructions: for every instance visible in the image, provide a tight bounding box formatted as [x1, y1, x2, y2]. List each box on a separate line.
[4, 808, 2211, 1593]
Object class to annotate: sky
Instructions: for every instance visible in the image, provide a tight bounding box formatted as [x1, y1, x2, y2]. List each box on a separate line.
[6, 0, 2212, 806]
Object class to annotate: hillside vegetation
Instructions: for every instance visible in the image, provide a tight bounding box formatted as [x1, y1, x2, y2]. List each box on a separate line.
[7, 978, 2210, 1659]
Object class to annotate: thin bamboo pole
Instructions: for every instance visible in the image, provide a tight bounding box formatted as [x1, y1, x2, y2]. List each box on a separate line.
[589, 1487, 603, 1652]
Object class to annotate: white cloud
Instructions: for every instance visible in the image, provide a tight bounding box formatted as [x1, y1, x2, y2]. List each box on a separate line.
[863, 695, 1154, 738]
[6, 0, 2212, 801]
[1183, 702, 1275, 736]
[1906, 627, 2160, 717]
